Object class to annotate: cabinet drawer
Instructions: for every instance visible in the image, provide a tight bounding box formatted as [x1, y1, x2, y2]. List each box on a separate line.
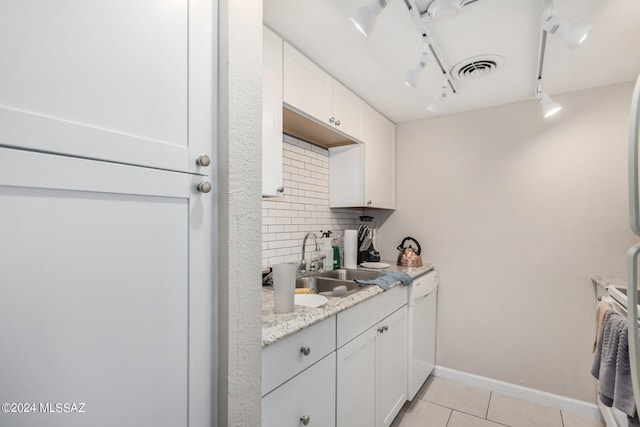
[262, 316, 336, 396]
[262, 352, 336, 427]
[337, 285, 407, 348]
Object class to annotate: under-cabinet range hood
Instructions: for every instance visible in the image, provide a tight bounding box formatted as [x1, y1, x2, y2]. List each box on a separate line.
[282, 107, 359, 149]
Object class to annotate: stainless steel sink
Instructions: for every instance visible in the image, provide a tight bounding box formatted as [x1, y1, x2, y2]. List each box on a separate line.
[316, 268, 380, 281]
[295, 269, 379, 297]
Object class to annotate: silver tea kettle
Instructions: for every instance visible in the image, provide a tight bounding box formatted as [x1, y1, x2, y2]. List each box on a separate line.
[396, 237, 423, 267]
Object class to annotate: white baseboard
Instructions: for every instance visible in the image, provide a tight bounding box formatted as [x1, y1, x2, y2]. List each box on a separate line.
[433, 366, 601, 420]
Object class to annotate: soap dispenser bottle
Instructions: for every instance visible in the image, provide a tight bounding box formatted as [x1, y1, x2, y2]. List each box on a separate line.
[320, 230, 334, 271]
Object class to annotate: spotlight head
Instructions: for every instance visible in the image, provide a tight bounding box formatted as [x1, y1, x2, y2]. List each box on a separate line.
[350, 0, 387, 36]
[403, 52, 428, 88]
[536, 91, 562, 117]
[404, 67, 421, 88]
[427, 85, 448, 114]
[543, 16, 592, 49]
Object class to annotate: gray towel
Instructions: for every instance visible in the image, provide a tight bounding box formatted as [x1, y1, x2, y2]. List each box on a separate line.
[591, 311, 638, 424]
[354, 271, 413, 291]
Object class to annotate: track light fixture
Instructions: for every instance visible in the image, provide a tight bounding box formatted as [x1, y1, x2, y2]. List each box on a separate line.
[404, 51, 429, 88]
[427, 82, 448, 114]
[350, 0, 389, 36]
[533, 1, 588, 118]
[543, 16, 592, 49]
[535, 83, 561, 118]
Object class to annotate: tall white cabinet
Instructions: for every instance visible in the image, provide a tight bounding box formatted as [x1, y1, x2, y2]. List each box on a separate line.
[262, 26, 284, 197]
[0, 1, 215, 426]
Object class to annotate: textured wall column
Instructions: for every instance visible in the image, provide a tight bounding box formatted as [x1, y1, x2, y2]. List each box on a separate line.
[217, 0, 263, 425]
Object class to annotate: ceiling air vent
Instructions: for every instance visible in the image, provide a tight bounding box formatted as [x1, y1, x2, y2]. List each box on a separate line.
[452, 55, 504, 79]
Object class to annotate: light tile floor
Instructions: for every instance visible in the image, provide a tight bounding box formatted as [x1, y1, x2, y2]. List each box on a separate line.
[392, 377, 605, 427]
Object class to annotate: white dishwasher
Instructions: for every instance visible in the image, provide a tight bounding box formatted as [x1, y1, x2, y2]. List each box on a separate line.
[407, 270, 438, 401]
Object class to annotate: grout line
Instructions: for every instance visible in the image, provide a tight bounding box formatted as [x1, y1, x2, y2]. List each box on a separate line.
[445, 409, 453, 427]
[560, 409, 565, 427]
[447, 410, 510, 427]
[486, 391, 492, 419]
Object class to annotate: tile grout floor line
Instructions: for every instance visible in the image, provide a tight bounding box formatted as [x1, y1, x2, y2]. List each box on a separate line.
[486, 391, 493, 419]
[395, 376, 602, 427]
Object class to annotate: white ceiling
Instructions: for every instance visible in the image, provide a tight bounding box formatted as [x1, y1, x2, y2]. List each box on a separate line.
[264, 0, 640, 123]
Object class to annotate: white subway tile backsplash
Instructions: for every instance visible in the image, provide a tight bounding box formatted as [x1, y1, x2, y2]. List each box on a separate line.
[262, 135, 362, 267]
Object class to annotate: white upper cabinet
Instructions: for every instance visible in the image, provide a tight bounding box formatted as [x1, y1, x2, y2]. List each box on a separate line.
[283, 42, 332, 125]
[332, 80, 365, 141]
[363, 105, 396, 209]
[0, 0, 191, 172]
[329, 105, 396, 209]
[262, 26, 284, 197]
[283, 43, 364, 142]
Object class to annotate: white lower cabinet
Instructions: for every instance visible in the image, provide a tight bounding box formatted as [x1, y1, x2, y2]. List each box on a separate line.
[336, 325, 377, 427]
[336, 286, 408, 427]
[379, 308, 409, 426]
[262, 353, 336, 427]
[262, 286, 410, 427]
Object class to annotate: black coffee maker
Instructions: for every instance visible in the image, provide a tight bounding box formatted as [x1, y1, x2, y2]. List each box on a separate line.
[357, 215, 380, 264]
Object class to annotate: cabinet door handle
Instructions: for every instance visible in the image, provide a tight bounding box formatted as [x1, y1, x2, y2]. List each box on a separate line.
[335, 119, 340, 126]
[197, 181, 212, 193]
[329, 117, 335, 124]
[300, 346, 311, 356]
[383, 325, 389, 332]
[367, 200, 372, 205]
[377, 327, 384, 333]
[196, 154, 211, 167]
[277, 186, 285, 194]
[300, 415, 310, 425]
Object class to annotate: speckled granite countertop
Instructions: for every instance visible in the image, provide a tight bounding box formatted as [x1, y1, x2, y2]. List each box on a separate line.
[592, 274, 640, 290]
[262, 262, 434, 348]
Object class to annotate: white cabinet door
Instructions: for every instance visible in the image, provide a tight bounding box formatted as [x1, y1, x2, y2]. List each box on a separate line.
[0, 0, 196, 172]
[329, 144, 364, 208]
[333, 81, 365, 142]
[336, 327, 377, 427]
[263, 353, 336, 427]
[283, 43, 364, 143]
[283, 42, 332, 125]
[363, 105, 396, 209]
[329, 106, 396, 209]
[379, 307, 408, 427]
[336, 303, 408, 427]
[262, 27, 284, 197]
[0, 1, 215, 426]
[0, 148, 199, 427]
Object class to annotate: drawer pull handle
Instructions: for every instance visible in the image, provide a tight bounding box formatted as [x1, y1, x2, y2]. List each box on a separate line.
[300, 346, 311, 356]
[300, 415, 310, 425]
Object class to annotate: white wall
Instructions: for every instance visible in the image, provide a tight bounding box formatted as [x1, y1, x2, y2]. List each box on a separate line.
[377, 82, 639, 402]
[262, 135, 361, 267]
[217, 0, 263, 425]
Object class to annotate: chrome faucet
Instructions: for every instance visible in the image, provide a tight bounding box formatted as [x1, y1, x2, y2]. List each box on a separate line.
[299, 232, 319, 274]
